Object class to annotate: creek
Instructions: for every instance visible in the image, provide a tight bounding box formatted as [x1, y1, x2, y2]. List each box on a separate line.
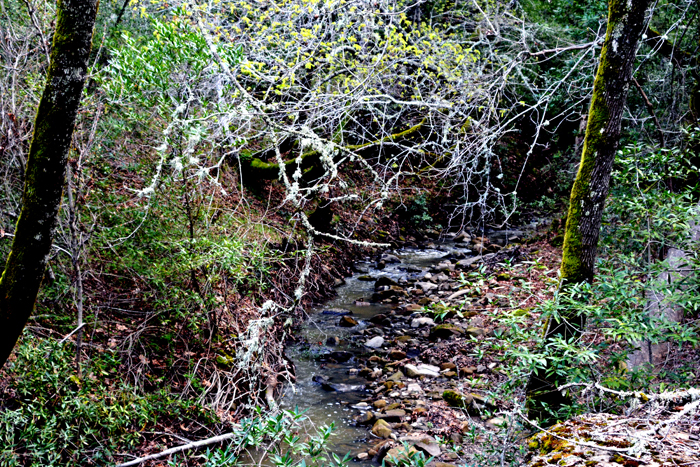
[279, 239, 499, 462]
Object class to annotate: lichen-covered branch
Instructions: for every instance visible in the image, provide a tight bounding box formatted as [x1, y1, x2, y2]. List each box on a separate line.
[239, 119, 426, 181]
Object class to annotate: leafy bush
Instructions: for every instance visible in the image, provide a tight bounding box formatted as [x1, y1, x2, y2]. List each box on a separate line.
[0, 336, 213, 466]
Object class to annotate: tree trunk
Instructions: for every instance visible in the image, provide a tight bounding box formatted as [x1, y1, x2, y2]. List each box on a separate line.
[0, 0, 98, 369]
[526, 0, 651, 420]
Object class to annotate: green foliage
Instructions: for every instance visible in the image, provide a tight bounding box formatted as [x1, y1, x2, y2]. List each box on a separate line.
[521, 0, 607, 39]
[0, 336, 212, 467]
[406, 194, 434, 228]
[492, 143, 700, 420]
[103, 7, 242, 111]
[382, 442, 432, 467]
[168, 407, 351, 467]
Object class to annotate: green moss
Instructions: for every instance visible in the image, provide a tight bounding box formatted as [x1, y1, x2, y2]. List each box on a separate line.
[442, 389, 472, 408]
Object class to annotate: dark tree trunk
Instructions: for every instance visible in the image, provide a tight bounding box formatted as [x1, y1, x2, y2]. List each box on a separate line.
[526, 0, 651, 420]
[0, 0, 98, 369]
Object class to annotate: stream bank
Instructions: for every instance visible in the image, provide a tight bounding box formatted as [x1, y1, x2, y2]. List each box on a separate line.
[280, 222, 559, 465]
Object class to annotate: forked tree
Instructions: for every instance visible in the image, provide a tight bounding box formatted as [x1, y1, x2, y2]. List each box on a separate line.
[0, 0, 98, 369]
[526, 0, 652, 419]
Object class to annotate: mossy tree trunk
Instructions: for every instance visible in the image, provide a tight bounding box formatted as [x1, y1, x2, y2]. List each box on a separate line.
[0, 0, 98, 369]
[526, 0, 651, 419]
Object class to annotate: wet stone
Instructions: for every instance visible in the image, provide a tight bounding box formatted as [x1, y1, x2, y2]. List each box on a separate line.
[328, 351, 353, 362]
[372, 419, 393, 438]
[404, 364, 440, 378]
[373, 399, 387, 409]
[365, 336, 385, 348]
[377, 409, 406, 422]
[326, 336, 340, 346]
[411, 317, 435, 328]
[339, 315, 359, 327]
[375, 276, 399, 289]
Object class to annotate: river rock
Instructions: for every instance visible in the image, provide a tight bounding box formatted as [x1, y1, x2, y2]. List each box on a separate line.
[442, 389, 473, 408]
[401, 434, 442, 457]
[411, 317, 435, 328]
[454, 231, 471, 242]
[455, 256, 482, 269]
[377, 409, 406, 422]
[429, 323, 464, 339]
[375, 276, 399, 289]
[388, 349, 407, 360]
[383, 445, 418, 466]
[434, 261, 455, 273]
[326, 336, 340, 346]
[381, 253, 401, 263]
[415, 281, 438, 292]
[365, 336, 385, 348]
[404, 363, 440, 378]
[339, 315, 359, 327]
[355, 411, 376, 425]
[372, 419, 393, 438]
[328, 351, 353, 362]
[406, 383, 424, 395]
[357, 275, 376, 281]
[312, 374, 329, 384]
[369, 313, 392, 326]
[372, 285, 407, 302]
[465, 326, 486, 337]
[387, 371, 403, 382]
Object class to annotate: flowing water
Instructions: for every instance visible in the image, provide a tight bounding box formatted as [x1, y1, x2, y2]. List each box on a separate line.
[279, 245, 466, 461]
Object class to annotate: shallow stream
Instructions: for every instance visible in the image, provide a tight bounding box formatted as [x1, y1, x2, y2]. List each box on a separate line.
[279, 244, 473, 461]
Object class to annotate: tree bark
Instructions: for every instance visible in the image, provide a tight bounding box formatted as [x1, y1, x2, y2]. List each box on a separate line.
[526, 0, 651, 420]
[0, 0, 98, 369]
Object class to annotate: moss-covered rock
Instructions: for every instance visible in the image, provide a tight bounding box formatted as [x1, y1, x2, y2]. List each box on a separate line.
[371, 418, 393, 438]
[443, 389, 473, 408]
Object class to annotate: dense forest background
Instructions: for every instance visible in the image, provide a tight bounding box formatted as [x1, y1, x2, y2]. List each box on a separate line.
[1, 0, 700, 465]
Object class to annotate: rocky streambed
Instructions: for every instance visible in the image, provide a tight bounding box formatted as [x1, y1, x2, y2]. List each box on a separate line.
[280, 225, 551, 465]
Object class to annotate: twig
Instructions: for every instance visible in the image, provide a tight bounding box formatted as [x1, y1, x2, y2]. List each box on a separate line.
[631, 76, 665, 148]
[529, 40, 601, 57]
[58, 323, 86, 344]
[114, 432, 238, 467]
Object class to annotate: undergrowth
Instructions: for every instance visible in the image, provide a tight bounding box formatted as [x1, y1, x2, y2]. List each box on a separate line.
[0, 336, 216, 466]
